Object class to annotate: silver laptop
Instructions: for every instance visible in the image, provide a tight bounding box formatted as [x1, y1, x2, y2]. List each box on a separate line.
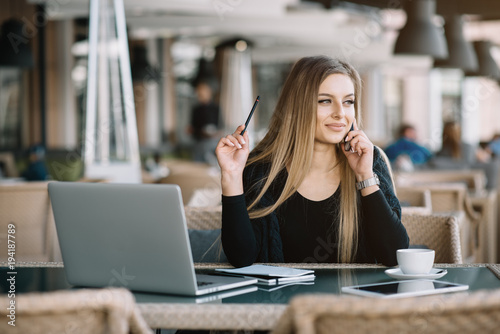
[48, 182, 257, 296]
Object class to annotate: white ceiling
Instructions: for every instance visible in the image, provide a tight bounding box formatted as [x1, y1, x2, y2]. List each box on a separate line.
[30, 0, 500, 67]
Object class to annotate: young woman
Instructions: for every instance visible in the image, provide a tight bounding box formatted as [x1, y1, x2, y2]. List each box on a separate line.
[215, 56, 409, 267]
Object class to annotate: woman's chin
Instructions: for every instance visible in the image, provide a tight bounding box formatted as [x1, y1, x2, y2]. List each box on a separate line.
[314, 138, 343, 146]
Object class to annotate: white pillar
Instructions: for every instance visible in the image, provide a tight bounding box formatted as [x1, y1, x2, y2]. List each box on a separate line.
[56, 20, 77, 149]
[160, 38, 176, 145]
[360, 67, 385, 144]
[401, 70, 442, 152]
[219, 47, 254, 145]
[144, 38, 160, 148]
[462, 77, 500, 144]
[428, 69, 444, 152]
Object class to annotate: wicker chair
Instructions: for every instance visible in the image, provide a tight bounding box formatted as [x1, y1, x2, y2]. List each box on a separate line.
[0, 152, 18, 177]
[271, 289, 500, 334]
[416, 183, 479, 217]
[159, 160, 221, 205]
[394, 168, 488, 260]
[0, 179, 111, 262]
[0, 181, 60, 262]
[183, 206, 226, 262]
[184, 205, 222, 230]
[400, 183, 479, 262]
[394, 169, 487, 194]
[396, 187, 432, 215]
[0, 288, 152, 334]
[401, 213, 462, 263]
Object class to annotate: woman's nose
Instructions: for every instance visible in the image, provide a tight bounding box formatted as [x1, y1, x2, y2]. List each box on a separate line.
[330, 101, 345, 118]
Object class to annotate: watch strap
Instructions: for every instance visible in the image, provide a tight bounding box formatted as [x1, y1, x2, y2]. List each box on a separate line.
[356, 173, 380, 191]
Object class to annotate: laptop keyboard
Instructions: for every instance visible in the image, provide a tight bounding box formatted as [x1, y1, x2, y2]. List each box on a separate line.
[197, 281, 214, 287]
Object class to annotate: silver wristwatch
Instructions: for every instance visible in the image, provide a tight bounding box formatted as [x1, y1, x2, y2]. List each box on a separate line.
[356, 173, 380, 191]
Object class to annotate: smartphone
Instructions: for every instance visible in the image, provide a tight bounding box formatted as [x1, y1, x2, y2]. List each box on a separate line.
[240, 96, 260, 135]
[344, 123, 354, 151]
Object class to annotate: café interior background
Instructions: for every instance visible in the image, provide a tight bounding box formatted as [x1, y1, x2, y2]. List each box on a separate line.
[1, 0, 500, 182]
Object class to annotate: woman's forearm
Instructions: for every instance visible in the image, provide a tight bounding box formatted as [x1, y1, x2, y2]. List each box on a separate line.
[221, 171, 244, 196]
[221, 195, 259, 267]
[362, 191, 409, 266]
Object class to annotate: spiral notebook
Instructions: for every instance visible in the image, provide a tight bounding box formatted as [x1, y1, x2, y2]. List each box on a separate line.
[215, 264, 315, 286]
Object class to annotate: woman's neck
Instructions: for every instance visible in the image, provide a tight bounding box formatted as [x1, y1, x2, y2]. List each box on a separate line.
[310, 142, 339, 174]
[296, 143, 340, 201]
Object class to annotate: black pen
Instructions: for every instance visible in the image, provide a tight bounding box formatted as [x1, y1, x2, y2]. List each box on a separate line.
[240, 96, 260, 135]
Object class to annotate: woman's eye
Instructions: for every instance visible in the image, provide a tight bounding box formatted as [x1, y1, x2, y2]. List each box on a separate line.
[318, 99, 331, 104]
[344, 100, 355, 105]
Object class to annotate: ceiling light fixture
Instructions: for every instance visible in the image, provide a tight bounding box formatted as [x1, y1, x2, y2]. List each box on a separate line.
[465, 40, 500, 80]
[393, 0, 448, 59]
[235, 40, 248, 52]
[434, 15, 478, 72]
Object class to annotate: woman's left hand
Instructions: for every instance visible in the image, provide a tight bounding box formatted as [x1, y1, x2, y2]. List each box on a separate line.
[342, 118, 375, 182]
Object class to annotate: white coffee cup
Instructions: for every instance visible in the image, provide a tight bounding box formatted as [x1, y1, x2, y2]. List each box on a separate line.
[396, 248, 435, 275]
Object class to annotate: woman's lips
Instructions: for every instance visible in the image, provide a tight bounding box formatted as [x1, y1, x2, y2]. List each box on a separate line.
[326, 123, 346, 132]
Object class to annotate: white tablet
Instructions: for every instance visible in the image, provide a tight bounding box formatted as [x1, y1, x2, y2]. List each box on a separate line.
[341, 280, 468, 298]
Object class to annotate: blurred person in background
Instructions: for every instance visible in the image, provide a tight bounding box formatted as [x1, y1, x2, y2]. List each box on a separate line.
[486, 133, 500, 157]
[429, 121, 498, 189]
[431, 121, 490, 168]
[187, 81, 221, 164]
[21, 145, 50, 181]
[384, 124, 432, 171]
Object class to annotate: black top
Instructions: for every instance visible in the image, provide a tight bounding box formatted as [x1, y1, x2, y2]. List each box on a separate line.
[221, 147, 409, 267]
[279, 189, 341, 263]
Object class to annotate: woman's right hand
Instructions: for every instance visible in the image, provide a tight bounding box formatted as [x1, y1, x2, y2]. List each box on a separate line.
[215, 125, 249, 196]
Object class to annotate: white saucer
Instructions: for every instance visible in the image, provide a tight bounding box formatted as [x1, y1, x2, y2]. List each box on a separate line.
[384, 268, 447, 280]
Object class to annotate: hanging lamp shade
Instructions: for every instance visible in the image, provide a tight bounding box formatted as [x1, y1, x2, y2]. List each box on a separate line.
[465, 41, 500, 80]
[0, 18, 34, 68]
[434, 16, 478, 72]
[394, 0, 448, 59]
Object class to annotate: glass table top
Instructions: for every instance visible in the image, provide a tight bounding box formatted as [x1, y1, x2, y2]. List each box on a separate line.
[1, 266, 499, 305]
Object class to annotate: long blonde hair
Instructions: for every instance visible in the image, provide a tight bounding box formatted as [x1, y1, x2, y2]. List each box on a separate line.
[247, 56, 363, 263]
